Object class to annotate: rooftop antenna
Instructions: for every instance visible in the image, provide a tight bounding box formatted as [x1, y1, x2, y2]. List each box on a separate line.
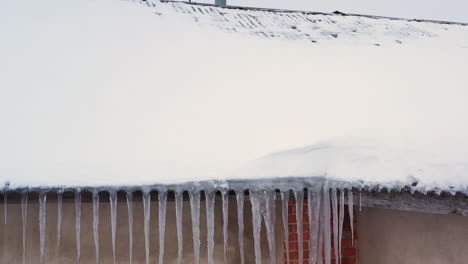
[215, 0, 226, 6]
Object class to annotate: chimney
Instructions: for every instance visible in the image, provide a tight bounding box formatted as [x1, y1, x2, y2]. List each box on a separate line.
[215, 0, 226, 6]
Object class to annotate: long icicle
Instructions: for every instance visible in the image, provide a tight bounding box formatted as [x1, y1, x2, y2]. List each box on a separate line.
[317, 188, 325, 264]
[39, 192, 47, 263]
[175, 191, 183, 264]
[250, 191, 262, 264]
[221, 191, 229, 264]
[347, 189, 354, 246]
[143, 191, 151, 264]
[317, 197, 324, 264]
[263, 191, 276, 264]
[75, 191, 82, 262]
[338, 190, 345, 264]
[307, 189, 314, 264]
[236, 191, 245, 264]
[308, 189, 321, 264]
[21, 192, 28, 264]
[359, 190, 362, 212]
[281, 191, 290, 264]
[295, 190, 304, 263]
[126, 191, 134, 264]
[92, 191, 100, 263]
[323, 185, 331, 264]
[158, 190, 167, 264]
[205, 191, 216, 264]
[57, 192, 63, 246]
[109, 191, 118, 264]
[331, 188, 339, 264]
[3, 192, 7, 225]
[307, 189, 317, 264]
[189, 191, 201, 264]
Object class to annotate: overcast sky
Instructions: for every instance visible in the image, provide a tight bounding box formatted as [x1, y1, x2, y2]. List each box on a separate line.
[195, 0, 468, 23]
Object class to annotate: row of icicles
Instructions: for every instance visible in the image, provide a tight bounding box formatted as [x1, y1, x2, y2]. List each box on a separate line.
[4, 187, 358, 264]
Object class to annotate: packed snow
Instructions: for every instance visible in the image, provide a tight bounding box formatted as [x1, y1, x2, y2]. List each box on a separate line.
[0, 0, 468, 194]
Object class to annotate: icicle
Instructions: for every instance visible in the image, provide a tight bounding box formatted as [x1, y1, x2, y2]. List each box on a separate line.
[21, 192, 28, 264]
[126, 191, 134, 264]
[294, 190, 304, 263]
[338, 190, 345, 264]
[308, 189, 321, 264]
[250, 191, 262, 264]
[189, 191, 201, 264]
[359, 190, 362, 212]
[205, 191, 215, 264]
[75, 191, 82, 262]
[175, 191, 183, 264]
[143, 191, 151, 264]
[331, 189, 339, 264]
[39, 192, 47, 263]
[236, 191, 245, 264]
[281, 191, 290, 264]
[3, 192, 7, 225]
[57, 192, 62, 246]
[323, 186, 331, 264]
[347, 189, 354, 246]
[158, 191, 167, 264]
[109, 191, 118, 264]
[221, 191, 229, 264]
[317, 197, 324, 264]
[307, 191, 313, 263]
[92, 191, 100, 263]
[263, 191, 276, 264]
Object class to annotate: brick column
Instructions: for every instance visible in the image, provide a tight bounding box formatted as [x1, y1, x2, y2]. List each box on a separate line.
[284, 199, 358, 264]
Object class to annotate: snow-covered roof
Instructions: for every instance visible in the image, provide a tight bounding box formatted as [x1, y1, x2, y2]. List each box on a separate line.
[232, 140, 468, 195]
[1, 0, 468, 194]
[152, 0, 468, 46]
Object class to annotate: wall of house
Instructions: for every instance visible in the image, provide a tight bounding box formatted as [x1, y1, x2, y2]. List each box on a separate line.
[2, 194, 467, 264]
[357, 207, 468, 264]
[0, 196, 284, 264]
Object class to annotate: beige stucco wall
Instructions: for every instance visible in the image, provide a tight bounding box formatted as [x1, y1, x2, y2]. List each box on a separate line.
[357, 207, 468, 264]
[0, 199, 284, 264]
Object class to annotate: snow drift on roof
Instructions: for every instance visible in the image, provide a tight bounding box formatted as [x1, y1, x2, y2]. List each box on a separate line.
[0, 0, 468, 191]
[231, 139, 468, 194]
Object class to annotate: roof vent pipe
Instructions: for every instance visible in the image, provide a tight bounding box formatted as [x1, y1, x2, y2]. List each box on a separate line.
[215, 0, 226, 6]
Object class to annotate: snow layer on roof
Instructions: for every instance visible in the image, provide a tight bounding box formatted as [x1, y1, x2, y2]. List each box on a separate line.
[0, 0, 468, 191]
[231, 139, 468, 194]
[154, 0, 468, 47]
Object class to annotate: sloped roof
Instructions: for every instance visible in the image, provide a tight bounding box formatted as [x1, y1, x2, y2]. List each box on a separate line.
[150, 0, 468, 47]
[1, 0, 468, 193]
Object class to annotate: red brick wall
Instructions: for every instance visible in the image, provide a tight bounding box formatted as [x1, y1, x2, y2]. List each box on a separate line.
[284, 199, 358, 264]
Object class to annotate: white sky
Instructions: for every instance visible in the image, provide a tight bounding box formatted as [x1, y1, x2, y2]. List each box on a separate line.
[194, 0, 468, 23]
